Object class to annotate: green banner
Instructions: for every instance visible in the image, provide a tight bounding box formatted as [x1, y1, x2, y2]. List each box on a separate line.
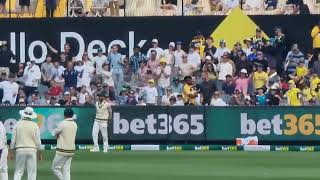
[206, 107, 320, 141]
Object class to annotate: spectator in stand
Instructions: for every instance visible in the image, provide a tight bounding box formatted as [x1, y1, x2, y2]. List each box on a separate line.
[0, 41, 16, 77]
[28, 93, 41, 106]
[161, 87, 174, 105]
[243, 38, 253, 56]
[101, 63, 114, 87]
[287, 0, 309, 14]
[137, 61, 149, 87]
[76, 59, 95, 89]
[126, 90, 137, 105]
[108, 0, 119, 16]
[62, 61, 79, 90]
[94, 48, 108, 77]
[285, 43, 304, 75]
[147, 39, 164, 59]
[268, 67, 280, 88]
[222, 74, 236, 95]
[253, 65, 268, 90]
[251, 28, 267, 51]
[253, 51, 270, 73]
[273, 27, 287, 75]
[266, 85, 282, 105]
[39, 92, 51, 106]
[214, 40, 230, 62]
[41, 54, 54, 86]
[51, 61, 65, 86]
[182, 76, 198, 106]
[137, 96, 146, 106]
[0, 73, 19, 105]
[284, 80, 303, 106]
[147, 50, 160, 74]
[91, 0, 108, 17]
[311, 21, 320, 63]
[235, 69, 250, 96]
[210, 91, 227, 106]
[171, 77, 183, 94]
[143, 79, 158, 105]
[23, 60, 41, 101]
[70, 96, 79, 105]
[168, 96, 178, 106]
[243, 0, 263, 10]
[178, 53, 196, 79]
[199, 72, 217, 105]
[78, 86, 89, 105]
[108, 44, 124, 95]
[46, 0, 57, 17]
[174, 42, 185, 67]
[312, 54, 320, 75]
[265, 0, 277, 10]
[204, 37, 217, 63]
[229, 89, 246, 106]
[187, 46, 201, 69]
[69, 0, 87, 17]
[84, 95, 94, 106]
[248, 45, 258, 62]
[156, 59, 172, 100]
[58, 91, 71, 105]
[82, 52, 94, 67]
[202, 60, 217, 81]
[48, 81, 63, 97]
[222, 0, 239, 13]
[235, 52, 253, 75]
[46, 42, 73, 62]
[129, 46, 147, 75]
[217, 52, 234, 90]
[163, 42, 176, 68]
[210, 0, 224, 13]
[256, 88, 267, 105]
[0, 0, 7, 15]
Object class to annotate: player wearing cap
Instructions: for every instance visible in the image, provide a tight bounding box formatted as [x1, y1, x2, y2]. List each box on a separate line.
[91, 93, 112, 153]
[0, 120, 8, 180]
[10, 107, 42, 180]
[52, 108, 78, 180]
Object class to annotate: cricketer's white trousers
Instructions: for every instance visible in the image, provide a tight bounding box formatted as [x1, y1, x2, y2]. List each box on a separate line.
[52, 154, 72, 180]
[92, 121, 109, 150]
[14, 151, 37, 180]
[0, 148, 8, 180]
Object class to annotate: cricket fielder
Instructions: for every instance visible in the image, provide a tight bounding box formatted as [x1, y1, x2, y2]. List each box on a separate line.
[0, 121, 8, 180]
[52, 108, 78, 180]
[10, 107, 42, 180]
[91, 93, 112, 153]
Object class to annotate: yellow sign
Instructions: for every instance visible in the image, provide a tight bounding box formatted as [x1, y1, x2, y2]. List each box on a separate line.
[211, 7, 269, 49]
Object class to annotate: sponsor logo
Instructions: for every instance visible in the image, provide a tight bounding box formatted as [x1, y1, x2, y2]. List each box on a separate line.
[195, 146, 209, 151]
[241, 113, 320, 136]
[113, 113, 204, 135]
[300, 146, 315, 152]
[166, 146, 182, 151]
[222, 146, 237, 151]
[275, 146, 289, 152]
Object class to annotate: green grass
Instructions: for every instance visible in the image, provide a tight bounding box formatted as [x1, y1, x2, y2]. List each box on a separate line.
[8, 151, 320, 180]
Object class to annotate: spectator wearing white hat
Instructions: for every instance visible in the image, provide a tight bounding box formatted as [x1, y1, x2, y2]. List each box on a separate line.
[23, 59, 41, 101]
[214, 40, 230, 62]
[163, 42, 176, 67]
[0, 73, 19, 105]
[146, 39, 164, 59]
[10, 107, 42, 180]
[235, 69, 250, 96]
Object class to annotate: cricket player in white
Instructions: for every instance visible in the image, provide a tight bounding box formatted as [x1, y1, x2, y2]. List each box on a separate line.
[0, 121, 8, 180]
[91, 93, 112, 153]
[52, 108, 78, 180]
[10, 107, 42, 180]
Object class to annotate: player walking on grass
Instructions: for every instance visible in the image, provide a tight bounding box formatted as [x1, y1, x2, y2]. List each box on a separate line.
[10, 107, 42, 180]
[52, 108, 78, 180]
[0, 121, 8, 180]
[91, 93, 112, 153]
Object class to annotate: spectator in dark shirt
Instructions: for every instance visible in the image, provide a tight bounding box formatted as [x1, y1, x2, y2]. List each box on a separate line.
[265, 0, 277, 10]
[235, 52, 253, 75]
[273, 27, 287, 75]
[126, 90, 138, 105]
[266, 86, 282, 105]
[222, 74, 236, 95]
[62, 61, 79, 90]
[199, 72, 216, 105]
[312, 54, 320, 75]
[0, 41, 16, 76]
[252, 51, 269, 72]
[204, 37, 217, 62]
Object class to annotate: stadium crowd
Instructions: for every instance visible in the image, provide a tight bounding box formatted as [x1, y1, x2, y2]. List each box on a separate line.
[1, 22, 320, 107]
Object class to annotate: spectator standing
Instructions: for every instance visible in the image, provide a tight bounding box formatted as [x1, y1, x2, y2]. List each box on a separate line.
[311, 54, 320, 75]
[178, 54, 196, 78]
[163, 42, 176, 67]
[146, 39, 164, 59]
[46, 0, 57, 17]
[23, 60, 41, 101]
[251, 28, 267, 51]
[46, 42, 73, 62]
[143, 79, 158, 105]
[214, 40, 230, 62]
[217, 53, 234, 90]
[0, 41, 16, 77]
[107, 44, 124, 95]
[252, 51, 270, 72]
[204, 37, 217, 62]
[108, 0, 119, 16]
[156, 59, 172, 100]
[174, 42, 185, 68]
[265, 0, 277, 10]
[268, 67, 280, 88]
[311, 21, 320, 61]
[199, 72, 217, 105]
[0, 73, 19, 105]
[182, 76, 198, 106]
[91, 0, 108, 16]
[51, 61, 65, 86]
[101, 63, 114, 87]
[94, 48, 108, 76]
[253, 65, 268, 90]
[273, 27, 287, 75]
[147, 50, 160, 74]
[171, 77, 183, 94]
[235, 69, 250, 96]
[285, 44, 304, 75]
[210, 91, 228, 106]
[129, 46, 147, 75]
[285, 80, 303, 106]
[62, 61, 79, 90]
[187, 46, 201, 69]
[243, 38, 253, 56]
[75, 60, 94, 89]
[235, 52, 253, 75]
[41, 55, 54, 86]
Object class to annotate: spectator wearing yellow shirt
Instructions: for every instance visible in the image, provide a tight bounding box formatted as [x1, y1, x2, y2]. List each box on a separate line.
[310, 72, 320, 97]
[182, 76, 198, 106]
[311, 21, 320, 56]
[285, 80, 303, 106]
[252, 65, 268, 90]
[291, 60, 308, 87]
[301, 82, 315, 105]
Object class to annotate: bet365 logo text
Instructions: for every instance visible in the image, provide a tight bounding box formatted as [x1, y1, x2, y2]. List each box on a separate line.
[113, 113, 204, 135]
[241, 113, 320, 136]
